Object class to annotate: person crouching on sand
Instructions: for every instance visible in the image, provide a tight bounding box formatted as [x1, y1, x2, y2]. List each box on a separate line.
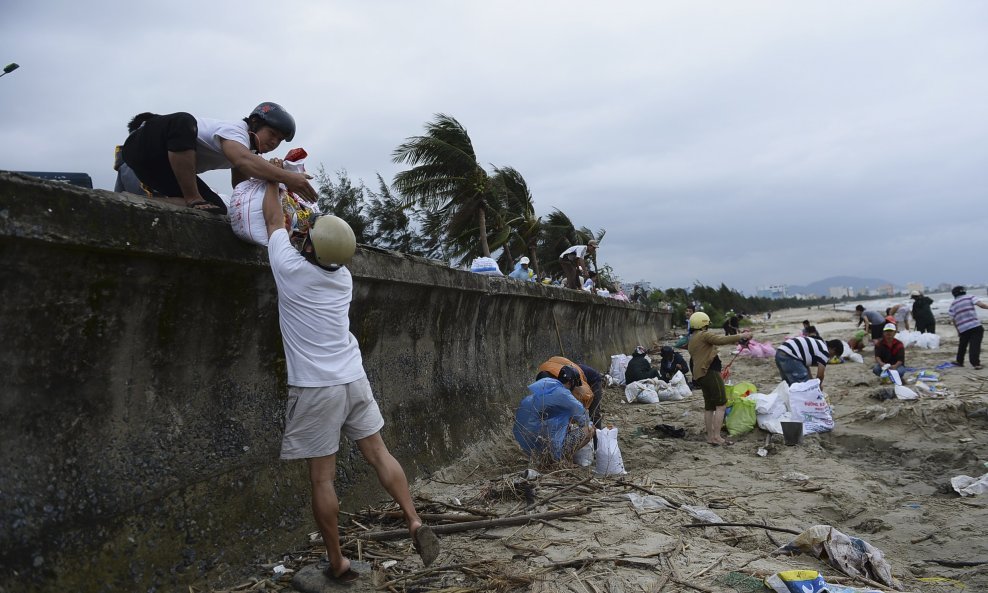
[686, 312, 750, 446]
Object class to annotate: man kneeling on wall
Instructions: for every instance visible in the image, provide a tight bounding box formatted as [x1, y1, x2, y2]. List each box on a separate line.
[513, 365, 595, 467]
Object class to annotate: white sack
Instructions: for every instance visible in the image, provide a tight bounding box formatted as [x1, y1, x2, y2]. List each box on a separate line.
[594, 427, 627, 476]
[788, 379, 834, 434]
[609, 354, 631, 385]
[228, 178, 272, 246]
[951, 473, 988, 497]
[668, 371, 692, 400]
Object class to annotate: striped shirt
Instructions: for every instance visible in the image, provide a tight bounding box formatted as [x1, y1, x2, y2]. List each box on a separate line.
[949, 295, 982, 333]
[778, 336, 830, 367]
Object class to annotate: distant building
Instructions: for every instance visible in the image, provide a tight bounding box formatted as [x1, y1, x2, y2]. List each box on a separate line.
[906, 282, 925, 294]
[879, 284, 895, 296]
[829, 286, 853, 299]
[756, 284, 788, 299]
[936, 282, 952, 293]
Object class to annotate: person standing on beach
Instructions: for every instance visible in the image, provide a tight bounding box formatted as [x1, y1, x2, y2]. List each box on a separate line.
[911, 291, 936, 334]
[948, 286, 987, 369]
[261, 182, 439, 584]
[687, 312, 750, 446]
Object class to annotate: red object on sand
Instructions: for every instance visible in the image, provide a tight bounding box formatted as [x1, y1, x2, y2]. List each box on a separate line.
[284, 147, 308, 162]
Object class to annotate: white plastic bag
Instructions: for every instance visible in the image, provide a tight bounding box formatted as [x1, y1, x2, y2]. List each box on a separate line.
[951, 473, 988, 497]
[668, 371, 692, 400]
[470, 257, 502, 275]
[788, 379, 834, 434]
[894, 385, 918, 400]
[228, 178, 272, 246]
[594, 427, 627, 476]
[609, 354, 631, 386]
[572, 441, 594, 467]
[624, 381, 659, 404]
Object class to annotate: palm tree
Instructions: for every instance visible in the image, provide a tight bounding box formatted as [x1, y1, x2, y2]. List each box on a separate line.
[490, 166, 542, 276]
[392, 114, 494, 260]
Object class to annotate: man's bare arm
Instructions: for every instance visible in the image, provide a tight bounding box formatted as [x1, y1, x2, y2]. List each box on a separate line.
[262, 182, 285, 238]
[221, 140, 318, 201]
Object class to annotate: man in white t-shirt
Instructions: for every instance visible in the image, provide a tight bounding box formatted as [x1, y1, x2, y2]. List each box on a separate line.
[558, 240, 597, 289]
[261, 182, 439, 584]
[121, 102, 317, 213]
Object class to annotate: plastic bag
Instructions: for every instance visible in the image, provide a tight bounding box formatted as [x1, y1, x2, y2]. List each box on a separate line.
[572, 441, 594, 467]
[893, 385, 918, 400]
[725, 395, 757, 436]
[609, 354, 631, 386]
[951, 472, 988, 497]
[788, 379, 834, 434]
[727, 381, 757, 399]
[624, 380, 659, 404]
[228, 150, 311, 247]
[776, 525, 902, 590]
[668, 371, 692, 400]
[756, 381, 792, 434]
[470, 257, 502, 275]
[594, 427, 627, 476]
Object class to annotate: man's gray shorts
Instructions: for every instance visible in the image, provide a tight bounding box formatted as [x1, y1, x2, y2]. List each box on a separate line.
[280, 376, 385, 460]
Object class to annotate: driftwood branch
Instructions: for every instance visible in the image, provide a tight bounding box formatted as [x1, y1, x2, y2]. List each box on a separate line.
[358, 507, 591, 541]
[682, 522, 801, 535]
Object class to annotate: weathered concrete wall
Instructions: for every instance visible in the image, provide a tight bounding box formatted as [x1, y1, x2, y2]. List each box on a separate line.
[0, 172, 670, 593]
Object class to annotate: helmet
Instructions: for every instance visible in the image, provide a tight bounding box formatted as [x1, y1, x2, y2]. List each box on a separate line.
[308, 214, 356, 267]
[519, 256, 530, 265]
[633, 345, 647, 356]
[660, 345, 673, 357]
[910, 290, 921, 297]
[250, 102, 296, 141]
[952, 286, 966, 297]
[689, 311, 710, 330]
[556, 365, 582, 387]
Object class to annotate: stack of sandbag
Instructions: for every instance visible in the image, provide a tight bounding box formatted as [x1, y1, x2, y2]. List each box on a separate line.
[894, 330, 940, 349]
[624, 372, 691, 404]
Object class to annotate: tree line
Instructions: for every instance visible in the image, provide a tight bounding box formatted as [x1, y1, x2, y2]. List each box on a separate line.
[315, 113, 839, 311]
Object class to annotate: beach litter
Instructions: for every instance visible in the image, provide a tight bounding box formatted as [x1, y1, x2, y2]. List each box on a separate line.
[765, 569, 886, 593]
[951, 472, 988, 497]
[774, 525, 902, 590]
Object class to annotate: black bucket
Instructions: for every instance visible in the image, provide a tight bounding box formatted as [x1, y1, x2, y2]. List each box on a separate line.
[781, 421, 803, 446]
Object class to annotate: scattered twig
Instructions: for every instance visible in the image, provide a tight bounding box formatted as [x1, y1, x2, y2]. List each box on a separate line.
[359, 507, 591, 541]
[926, 559, 988, 568]
[377, 560, 489, 589]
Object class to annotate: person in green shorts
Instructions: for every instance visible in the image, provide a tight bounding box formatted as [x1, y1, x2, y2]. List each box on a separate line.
[686, 312, 751, 446]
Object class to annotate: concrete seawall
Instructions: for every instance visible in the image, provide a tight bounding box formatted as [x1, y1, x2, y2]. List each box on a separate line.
[0, 172, 670, 592]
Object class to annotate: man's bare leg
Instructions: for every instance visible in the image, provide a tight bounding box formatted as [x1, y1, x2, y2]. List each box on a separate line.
[355, 432, 423, 535]
[307, 455, 351, 578]
[166, 149, 207, 206]
[710, 406, 728, 444]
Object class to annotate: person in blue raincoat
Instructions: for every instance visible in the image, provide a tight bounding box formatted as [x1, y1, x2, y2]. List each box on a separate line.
[508, 256, 535, 281]
[513, 366, 594, 463]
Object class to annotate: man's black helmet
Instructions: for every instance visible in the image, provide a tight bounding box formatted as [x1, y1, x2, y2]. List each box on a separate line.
[250, 102, 296, 141]
[660, 345, 673, 357]
[952, 285, 966, 297]
[556, 365, 582, 387]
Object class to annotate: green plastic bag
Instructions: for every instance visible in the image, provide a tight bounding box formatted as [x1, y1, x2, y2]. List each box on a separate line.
[725, 395, 757, 437]
[674, 335, 689, 349]
[726, 381, 757, 401]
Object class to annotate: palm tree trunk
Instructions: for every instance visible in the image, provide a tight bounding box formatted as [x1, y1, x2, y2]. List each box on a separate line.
[477, 208, 491, 258]
[529, 245, 541, 278]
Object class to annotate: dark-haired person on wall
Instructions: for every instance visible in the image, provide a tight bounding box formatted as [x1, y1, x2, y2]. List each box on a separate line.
[775, 335, 844, 386]
[948, 286, 987, 370]
[121, 102, 317, 213]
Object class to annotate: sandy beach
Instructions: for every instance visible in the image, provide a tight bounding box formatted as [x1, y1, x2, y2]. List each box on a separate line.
[207, 304, 988, 593]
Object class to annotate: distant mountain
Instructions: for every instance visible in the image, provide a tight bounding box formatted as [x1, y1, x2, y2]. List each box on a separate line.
[788, 276, 897, 297]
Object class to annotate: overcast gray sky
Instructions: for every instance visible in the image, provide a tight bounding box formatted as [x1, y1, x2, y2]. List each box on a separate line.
[2, 1, 986, 294]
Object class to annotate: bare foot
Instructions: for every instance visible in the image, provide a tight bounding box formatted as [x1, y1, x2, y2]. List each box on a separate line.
[324, 557, 360, 582]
